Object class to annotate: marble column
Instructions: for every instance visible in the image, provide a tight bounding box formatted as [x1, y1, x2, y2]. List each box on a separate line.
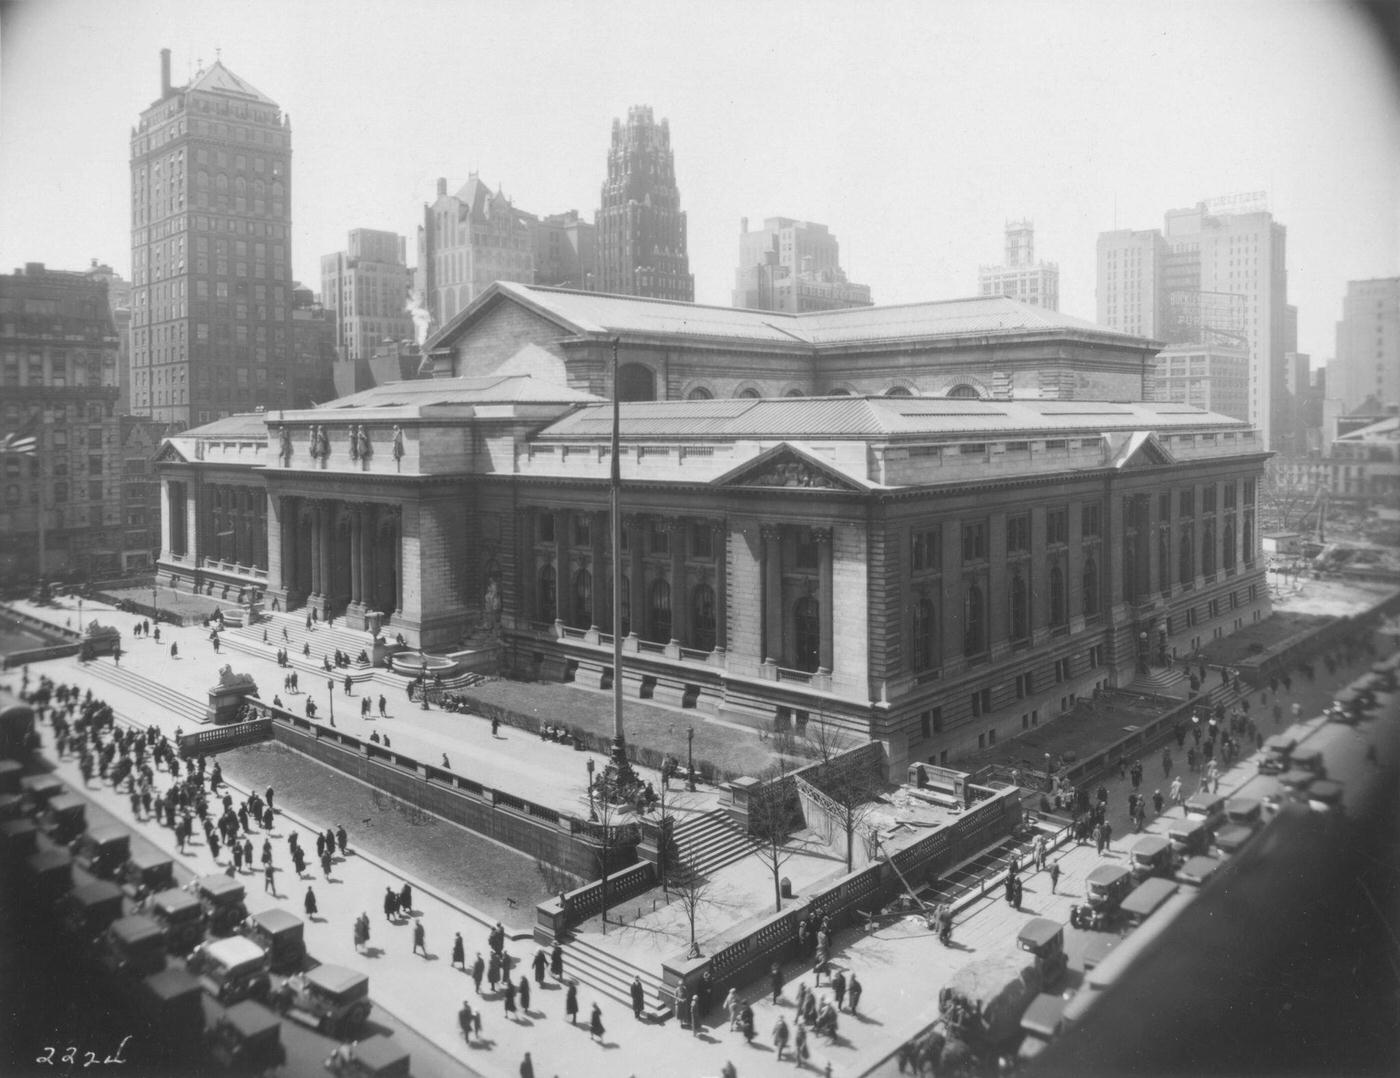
[348, 505, 362, 606]
[668, 518, 687, 646]
[761, 524, 783, 665]
[625, 514, 644, 637]
[713, 520, 728, 653]
[590, 510, 607, 631]
[553, 509, 569, 625]
[815, 527, 834, 673]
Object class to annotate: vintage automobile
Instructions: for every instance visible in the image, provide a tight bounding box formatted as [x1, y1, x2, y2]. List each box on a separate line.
[60, 880, 125, 943]
[191, 874, 248, 935]
[73, 825, 131, 879]
[1257, 734, 1296, 775]
[1, 817, 38, 861]
[149, 887, 208, 953]
[1069, 863, 1133, 930]
[1176, 853, 1225, 889]
[19, 773, 63, 814]
[1288, 747, 1327, 778]
[1119, 876, 1179, 929]
[186, 935, 272, 1005]
[24, 847, 73, 905]
[206, 1000, 286, 1071]
[41, 792, 87, 843]
[273, 964, 372, 1039]
[135, 968, 205, 1052]
[324, 1034, 411, 1078]
[1167, 815, 1211, 859]
[98, 914, 167, 979]
[1126, 834, 1173, 882]
[1182, 791, 1227, 831]
[120, 849, 175, 899]
[240, 908, 306, 973]
[1017, 992, 1069, 1064]
[1304, 779, 1345, 813]
[1214, 797, 1264, 855]
[1080, 934, 1120, 972]
[1015, 917, 1068, 989]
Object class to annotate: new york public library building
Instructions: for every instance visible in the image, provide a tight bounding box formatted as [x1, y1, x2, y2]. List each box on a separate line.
[153, 283, 1271, 776]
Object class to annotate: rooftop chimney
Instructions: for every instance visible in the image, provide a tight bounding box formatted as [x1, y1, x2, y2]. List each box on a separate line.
[160, 48, 171, 96]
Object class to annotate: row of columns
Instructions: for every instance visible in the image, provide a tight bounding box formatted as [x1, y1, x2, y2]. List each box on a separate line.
[280, 496, 401, 616]
[202, 483, 268, 569]
[760, 525, 833, 672]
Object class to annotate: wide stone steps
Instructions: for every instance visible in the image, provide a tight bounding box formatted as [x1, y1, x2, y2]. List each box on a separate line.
[672, 809, 756, 878]
[219, 629, 381, 686]
[80, 658, 207, 725]
[560, 933, 670, 1019]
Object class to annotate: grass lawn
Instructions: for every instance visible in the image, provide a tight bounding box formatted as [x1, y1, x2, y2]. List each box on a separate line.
[457, 678, 783, 781]
[1198, 611, 1333, 666]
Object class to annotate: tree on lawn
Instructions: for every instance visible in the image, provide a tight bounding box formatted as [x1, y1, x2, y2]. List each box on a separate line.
[1260, 460, 1322, 533]
[805, 711, 848, 764]
[750, 765, 802, 913]
[816, 750, 884, 873]
[667, 848, 713, 958]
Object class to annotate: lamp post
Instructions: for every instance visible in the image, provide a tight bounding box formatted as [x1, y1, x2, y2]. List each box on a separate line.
[587, 757, 597, 822]
[686, 726, 696, 791]
[420, 659, 430, 711]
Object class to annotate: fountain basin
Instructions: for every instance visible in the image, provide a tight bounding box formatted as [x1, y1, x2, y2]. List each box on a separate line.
[388, 651, 461, 678]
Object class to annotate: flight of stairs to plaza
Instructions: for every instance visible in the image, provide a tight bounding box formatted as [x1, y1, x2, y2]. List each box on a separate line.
[81, 659, 208, 726]
[671, 808, 757, 878]
[561, 934, 671, 1019]
[1126, 665, 1190, 699]
[224, 613, 383, 687]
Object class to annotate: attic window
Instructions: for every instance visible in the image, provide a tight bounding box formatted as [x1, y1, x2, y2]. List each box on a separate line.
[959, 444, 987, 455]
[1005, 441, 1029, 452]
[1045, 440, 1067, 450]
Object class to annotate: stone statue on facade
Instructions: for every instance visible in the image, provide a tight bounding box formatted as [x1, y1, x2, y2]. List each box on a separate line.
[278, 426, 292, 466]
[356, 425, 371, 462]
[392, 425, 405, 464]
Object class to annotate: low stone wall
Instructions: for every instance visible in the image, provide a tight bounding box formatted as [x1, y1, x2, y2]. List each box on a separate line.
[240, 700, 639, 879]
[659, 784, 1023, 1009]
[178, 718, 273, 757]
[3, 643, 81, 669]
[535, 859, 659, 942]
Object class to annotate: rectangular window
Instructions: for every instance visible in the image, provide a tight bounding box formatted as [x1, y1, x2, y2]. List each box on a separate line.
[1179, 489, 1194, 517]
[1159, 493, 1171, 520]
[572, 516, 591, 547]
[649, 522, 670, 555]
[961, 520, 988, 562]
[1088, 645, 1104, 668]
[537, 513, 555, 543]
[1046, 508, 1068, 546]
[1006, 515, 1030, 554]
[1054, 657, 1071, 682]
[1244, 479, 1255, 505]
[911, 527, 941, 571]
[1081, 503, 1102, 538]
[793, 530, 819, 569]
[1203, 485, 1217, 513]
[970, 688, 991, 717]
[1015, 672, 1033, 698]
[690, 523, 713, 559]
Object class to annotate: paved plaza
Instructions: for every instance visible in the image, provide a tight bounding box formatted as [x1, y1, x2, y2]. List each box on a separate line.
[4, 588, 1396, 1077]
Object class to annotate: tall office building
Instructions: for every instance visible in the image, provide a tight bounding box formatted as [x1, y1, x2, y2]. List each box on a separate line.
[1097, 195, 1291, 448]
[594, 106, 693, 300]
[978, 221, 1059, 310]
[1332, 278, 1400, 411]
[320, 229, 413, 363]
[130, 50, 295, 430]
[417, 175, 535, 328]
[732, 217, 872, 312]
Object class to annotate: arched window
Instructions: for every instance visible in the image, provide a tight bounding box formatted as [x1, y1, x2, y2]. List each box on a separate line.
[538, 565, 556, 622]
[686, 386, 713, 401]
[885, 385, 913, 397]
[1242, 512, 1254, 563]
[691, 582, 716, 652]
[783, 388, 804, 398]
[1202, 521, 1216, 576]
[911, 596, 936, 671]
[1083, 555, 1100, 616]
[618, 363, 656, 402]
[572, 569, 592, 629]
[736, 387, 761, 399]
[963, 582, 985, 656]
[1178, 525, 1194, 584]
[794, 596, 821, 672]
[829, 387, 853, 396]
[1049, 564, 1067, 626]
[648, 579, 671, 643]
[947, 384, 981, 400]
[1009, 572, 1029, 641]
[1223, 520, 1236, 569]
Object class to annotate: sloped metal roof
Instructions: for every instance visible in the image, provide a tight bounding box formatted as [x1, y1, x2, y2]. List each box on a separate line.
[178, 412, 271, 439]
[185, 61, 278, 106]
[438, 282, 1148, 351]
[317, 374, 599, 410]
[538, 396, 1246, 441]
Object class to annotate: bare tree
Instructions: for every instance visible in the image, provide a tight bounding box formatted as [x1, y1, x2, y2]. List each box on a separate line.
[1260, 460, 1321, 533]
[805, 712, 849, 764]
[815, 752, 884, 873]
[750, 765, 802, 912]
[667, 848, 713, 958]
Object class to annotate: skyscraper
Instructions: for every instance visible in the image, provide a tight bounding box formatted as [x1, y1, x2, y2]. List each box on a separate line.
[733, 217, 872, 312]
[594, 106, 693, 300]
[1332, 278, 1399, 412]
[130, 50, 295, 429]
[1097, 195, 1291, 448]
[320, 229, 413, 363]
[417, 175, 535, 328]
[978, 221, 1059, 310]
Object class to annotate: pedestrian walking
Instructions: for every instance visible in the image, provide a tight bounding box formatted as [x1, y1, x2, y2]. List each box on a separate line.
[550, 942, 564, 981]
[1049, 860, 1061, 894]
[770, 962, 783, 1004]
[305, 887, 318, 919]
[532, 948, 547, 986]
[242, 838, 252, 868]
[337, 825, 348, 855]
[815, 942, 829, 985]
[1170, 775, 1183, 811]
[452, 932, 466, 970]
[384, 886, 397, 921]
[378, 695, 387, 718]
[848, 972, 862, 1015]
[566, 982, 579, 1024]
[774, 1014, 790, 1060]
[1102, 821, 1113, 851]
[1012, 876, 1024, 909]
[724, 988, 740, 1030]
[232, 841, 244, 873]
[321, 851, 332, 879]
[170, 642, 178, 659]
[264, 863, 276, 895]
[589, 1002, 604, 1042]
[631, 975, 645, 1020]
[831, 968, 847, 1010]
[740, 1003, 755, 1043]
[519, 1052, 534, 1078]
[794, 1023, 809, 1067]
[413, 920, 427, 958]
[344, 674, 353, 695]
[488, 951, 501, 992]
[519, 974, 531, 1014]
[1093, 822, 1105, 855]
[399, 882, 412, 913]
[472, 953, 485, 993]
[292, 846, 306, 877]
[504, 978, 518, 1020]
[354, 913, 370, 952]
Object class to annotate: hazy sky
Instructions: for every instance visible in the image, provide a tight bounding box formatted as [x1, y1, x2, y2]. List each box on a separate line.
[1, 0, 1397, 363]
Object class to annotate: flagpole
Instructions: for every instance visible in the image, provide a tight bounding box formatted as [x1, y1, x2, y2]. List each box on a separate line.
[610, 336, 632, 785]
